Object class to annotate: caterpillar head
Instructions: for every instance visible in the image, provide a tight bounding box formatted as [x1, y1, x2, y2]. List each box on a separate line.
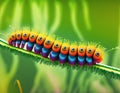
[36, 33, 47, 45]
[69, 44, 78, 56]
[44, 36, 55, 49]
[52, 40, 62, 52]
[93, 48, 104, 63]
[78, 45, 86, 57]
[22, 30, 30, 41]
[86, 45, 96, 57]
[16, 31, 22, 40]
[61, 42, 70, 55]
[29, 31, 38, 42]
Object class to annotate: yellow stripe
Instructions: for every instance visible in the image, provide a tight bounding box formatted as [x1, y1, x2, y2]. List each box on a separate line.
[16, 80, 23, 93]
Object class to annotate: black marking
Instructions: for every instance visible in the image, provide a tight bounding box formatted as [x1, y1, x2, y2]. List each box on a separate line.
[12, 35, 14, 38]
[46, 40, 50, 44]
[55, 44, 58, 47]
[80, 48, 83, 52]
[88, 49, 92, 53]
[31, 35, 34, 38]
[38, 37, 42, 41]
[18, 34, 20, 37]
[95, 52, 100, 57]
[71, 48, 75, 52]
[23, 34, 27, 37]
[63, 46, 66, 50]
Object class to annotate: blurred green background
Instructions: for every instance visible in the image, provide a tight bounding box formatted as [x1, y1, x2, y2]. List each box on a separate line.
[0, 0, 120, 93]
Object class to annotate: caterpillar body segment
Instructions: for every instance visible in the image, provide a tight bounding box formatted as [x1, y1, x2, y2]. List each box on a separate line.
[59, 42, 70, 64]
[8, 30, 104, 66]
[15, 30, 22, 47]
[36, 33, 47, 45]
[86, 45, 96, 66]
[22, 29, 30, 41]
[50, 40, 62, 61]
[68, 43, 78, 65]
[34, 33, 47, 54]
[26, 31, 38, 51]
[42, 35, 55, 58]
[21, 30, 30, 48]
[78, 44, 86, 66]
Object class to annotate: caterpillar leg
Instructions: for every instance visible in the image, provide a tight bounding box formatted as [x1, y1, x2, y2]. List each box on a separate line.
[41, 47, 50, 58]
[50, 51, 59, 61]
[78, 56, 85, 66]
[86, 57, 93, 66]
[26, 41, 34, 51]
[59, 53, 67, 64]
[34, 44, 42, 54]
[68, 55, 76, 66]
[8, 41, 12, 45]
[93, 59, 100, 65]
[21, 40, 26, 48]
[16, 40, 21, 48]
[12, 40, 16, 47]
[93, 61, 97, 65]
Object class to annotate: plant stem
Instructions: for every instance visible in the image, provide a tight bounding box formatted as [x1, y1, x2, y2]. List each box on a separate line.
[0, 38, 120, 80]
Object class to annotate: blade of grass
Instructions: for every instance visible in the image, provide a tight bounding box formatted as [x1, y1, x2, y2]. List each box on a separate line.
[0, 38, 120, 80]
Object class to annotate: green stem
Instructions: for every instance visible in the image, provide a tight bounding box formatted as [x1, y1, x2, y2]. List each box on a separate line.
[0, 38, 120, 80]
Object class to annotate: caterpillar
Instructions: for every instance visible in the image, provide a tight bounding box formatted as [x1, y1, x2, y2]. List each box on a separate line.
[8, 29, 104, 66]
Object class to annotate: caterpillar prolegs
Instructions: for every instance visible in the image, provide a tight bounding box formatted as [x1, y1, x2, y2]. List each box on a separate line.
[8, 29, 104, 66]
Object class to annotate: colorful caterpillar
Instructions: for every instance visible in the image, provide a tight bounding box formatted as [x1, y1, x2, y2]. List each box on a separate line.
[8, 29, 104, 66]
